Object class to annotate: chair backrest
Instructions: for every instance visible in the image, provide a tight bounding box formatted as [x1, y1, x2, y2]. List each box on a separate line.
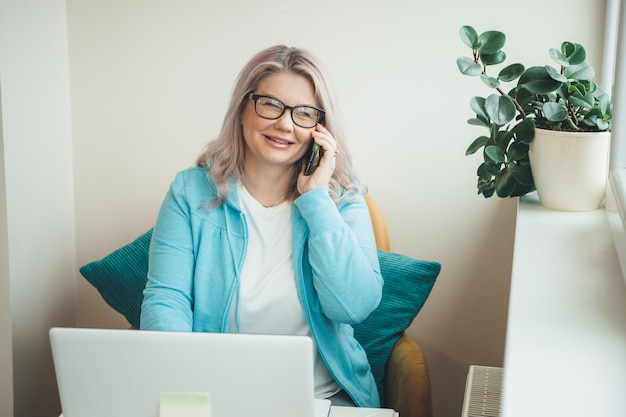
[365, 195, 434, 417]
[364, 195, 391, 252]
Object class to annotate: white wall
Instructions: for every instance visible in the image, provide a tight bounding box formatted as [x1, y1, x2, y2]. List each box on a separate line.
[0, 83, 14, 417]
[0, 1, 77, 416]
[66, 1, 607, 416]
[0, 1, 607, 416]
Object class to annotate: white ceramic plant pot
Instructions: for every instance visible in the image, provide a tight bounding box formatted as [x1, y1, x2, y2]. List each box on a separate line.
[528, 128, 610, 212]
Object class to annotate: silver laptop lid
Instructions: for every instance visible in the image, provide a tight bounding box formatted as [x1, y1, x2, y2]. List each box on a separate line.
[50, 327, 320, 417]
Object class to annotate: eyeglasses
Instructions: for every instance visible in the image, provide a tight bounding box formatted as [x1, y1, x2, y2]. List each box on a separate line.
[248, 93, 325, 129]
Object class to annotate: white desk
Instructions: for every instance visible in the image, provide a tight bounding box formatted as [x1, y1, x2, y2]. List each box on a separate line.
[502, 193, 626, 416]
[60, 407, 396, 417]
[60, 406, 396, 417]
[330, 406, 397, 417]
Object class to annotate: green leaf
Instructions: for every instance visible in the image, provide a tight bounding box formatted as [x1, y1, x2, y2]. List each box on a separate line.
[468, 116, 490, 127]
[549, 47, 567, 66]
[478, 161, 501, 177]
[571, 77, 593, 95]
[460, 26, 479, 49]
[548, 42, 586, 67]
[513, 87, 534, 108]
[556, 83, 570, 99]
[495, 169, 516, 197]
[512, 118, 535, 144]
[542, 102, 568, 122]
[457, 57, 482, 76]
[594, 85, 610, 101]
[478, 179, 496, 197]
[519, 66, 562, 94]
[470, 96, 487, 119]
[545, 65, 568, 82]
[509, 163, 533, 186]
[498, 63, 524, 82]
[466, 136, 489, 155]
[569, 93, 594, 109]
[495, 129, 513, 150]
[568, 81, 587, 97]
[599, 97, 611, 115]
[485, 145, 505, 162]
[489, 122, 500, 141]
[485, 94, 516, 126]
[477, 31, 506, 54]
[562, 42, 586, 65]
[597, 119, 610, 130]
[583, 114, 610, 131]
[510, 183, 535, 197]
[507, 142, 529, 161]
[481, 51, 506, 66]
[480, 74, 500, 88]
[564, 62, 595, 80]
[561, 42, 577, 58]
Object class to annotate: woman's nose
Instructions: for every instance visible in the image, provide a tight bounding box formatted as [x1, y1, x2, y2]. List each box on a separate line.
[274, 109, 294, 130]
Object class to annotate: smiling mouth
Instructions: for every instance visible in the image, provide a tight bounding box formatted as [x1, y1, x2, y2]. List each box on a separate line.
[266, 136, 294, 145]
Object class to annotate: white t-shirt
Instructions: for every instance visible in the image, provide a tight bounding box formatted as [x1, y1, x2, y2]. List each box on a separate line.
[229, 185, 340, 398]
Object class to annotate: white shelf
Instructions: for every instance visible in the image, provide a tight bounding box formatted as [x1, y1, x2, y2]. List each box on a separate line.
[502, 193, 626, 417]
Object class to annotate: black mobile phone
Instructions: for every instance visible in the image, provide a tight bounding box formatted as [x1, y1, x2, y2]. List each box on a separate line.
[303, 141, 320, 176]
[303, 117, 325, 176]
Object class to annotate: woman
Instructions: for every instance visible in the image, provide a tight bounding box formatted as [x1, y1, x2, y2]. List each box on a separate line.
[140, 45, 383, 408]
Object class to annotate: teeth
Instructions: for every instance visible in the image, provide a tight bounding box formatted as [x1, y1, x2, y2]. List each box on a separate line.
[270, 137, 289, 145]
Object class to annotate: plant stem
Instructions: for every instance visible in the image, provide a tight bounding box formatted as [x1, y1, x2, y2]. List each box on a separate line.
[481, 64, 528, 118]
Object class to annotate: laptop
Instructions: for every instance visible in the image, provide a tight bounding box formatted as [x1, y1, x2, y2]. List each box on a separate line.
[49, 327, 332, 417]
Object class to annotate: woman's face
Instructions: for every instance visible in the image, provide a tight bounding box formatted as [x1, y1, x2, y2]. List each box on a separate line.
[241, 72, 319, 173]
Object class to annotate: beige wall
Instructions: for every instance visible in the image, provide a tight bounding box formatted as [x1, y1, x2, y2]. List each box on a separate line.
[0, 1, 608, 416]
[67, 2, 607, 416]
[0, 84, 14, 417]
[0, 0, 77, 416]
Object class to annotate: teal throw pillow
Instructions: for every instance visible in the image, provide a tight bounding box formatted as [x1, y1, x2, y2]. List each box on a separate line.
[353, 251, 440, 400]
[79, 229, 440, 400]
[79, 229, 153, 329]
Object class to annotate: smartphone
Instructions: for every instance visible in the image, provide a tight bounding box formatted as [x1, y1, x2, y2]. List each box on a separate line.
[303, 117, 325, 176]
[303, 141, 320, 176]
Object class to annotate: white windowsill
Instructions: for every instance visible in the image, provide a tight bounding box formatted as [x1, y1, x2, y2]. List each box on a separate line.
[501, 192, 626, 417]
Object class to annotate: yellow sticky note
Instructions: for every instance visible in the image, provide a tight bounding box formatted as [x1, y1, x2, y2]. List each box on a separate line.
[159, 392, 211, 417]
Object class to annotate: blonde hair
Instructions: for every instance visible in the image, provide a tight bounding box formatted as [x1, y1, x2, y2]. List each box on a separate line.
[197, 45, 364, 207]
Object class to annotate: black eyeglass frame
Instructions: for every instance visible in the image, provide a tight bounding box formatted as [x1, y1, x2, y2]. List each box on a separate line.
[248, 93, 325, 128]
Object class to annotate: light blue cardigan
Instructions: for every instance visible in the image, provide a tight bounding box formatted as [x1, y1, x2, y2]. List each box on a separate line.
[140, 166, 383, 407]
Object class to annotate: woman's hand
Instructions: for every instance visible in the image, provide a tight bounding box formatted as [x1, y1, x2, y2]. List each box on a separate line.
[297, 124, 338, 194]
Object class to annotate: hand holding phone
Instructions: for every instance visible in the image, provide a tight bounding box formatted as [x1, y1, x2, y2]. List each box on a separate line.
[303, 118, 325, 176]
[297, 122, 337, 195]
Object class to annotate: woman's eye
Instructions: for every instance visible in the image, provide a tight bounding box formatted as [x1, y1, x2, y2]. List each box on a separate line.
[295, 110, 310, 117]
[295, 108, 316, 120]
[262, 99, 282, 109]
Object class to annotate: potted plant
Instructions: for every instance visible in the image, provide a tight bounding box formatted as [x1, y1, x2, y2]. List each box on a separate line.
[456, 25, 612, 211]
